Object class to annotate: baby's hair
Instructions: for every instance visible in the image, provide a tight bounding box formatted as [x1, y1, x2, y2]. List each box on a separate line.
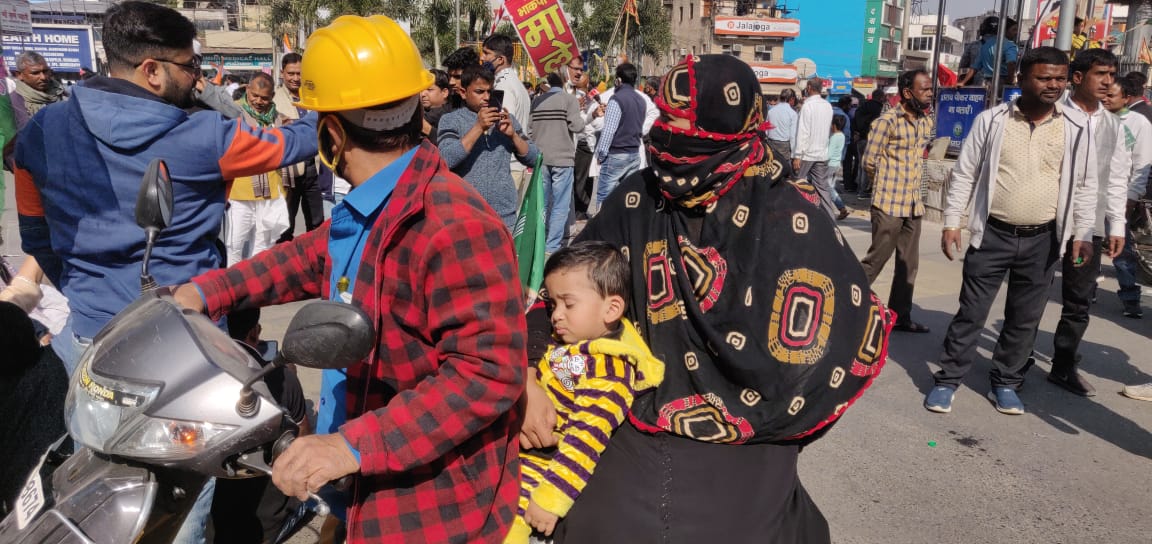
[544, 241, 631, 308]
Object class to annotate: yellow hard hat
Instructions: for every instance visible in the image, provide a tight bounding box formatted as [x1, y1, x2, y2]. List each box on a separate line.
[298, 15, 433, 112]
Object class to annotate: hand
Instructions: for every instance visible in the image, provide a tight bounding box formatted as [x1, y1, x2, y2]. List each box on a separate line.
[595, 104, 606, 118]
[942, 229, 963, 261]
[791, 158, 801, 173]
[519, 378, 558, 450]
[172, 283, 206, 313]
[422, 117, 433, 136]
[476, 106, 500, 131]
[1070, 240, 1093, 268]
[272, 434, 360, 501]
[1106, 235, 1125, 259]
[524, 500, 560, 536]
[498, 111, 516, 139]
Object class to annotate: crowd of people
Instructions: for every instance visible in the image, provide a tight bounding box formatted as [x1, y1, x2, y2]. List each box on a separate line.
[1, 2, 1151, 543]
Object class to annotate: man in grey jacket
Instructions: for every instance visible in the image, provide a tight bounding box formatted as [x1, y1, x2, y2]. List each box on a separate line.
[1043, 48, 1130, 397]
[530, 72, 596, 253]
[925, 47, 1097, 416]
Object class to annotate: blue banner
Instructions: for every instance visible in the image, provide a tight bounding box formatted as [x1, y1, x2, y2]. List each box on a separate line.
[2, 25, 95, 72]
[829, 77, 853, 95]
[936, 88, 987, 154]
[1002, 86, 1021, 104]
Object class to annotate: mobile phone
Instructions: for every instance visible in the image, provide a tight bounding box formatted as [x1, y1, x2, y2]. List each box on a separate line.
[488, 89, 505, 111]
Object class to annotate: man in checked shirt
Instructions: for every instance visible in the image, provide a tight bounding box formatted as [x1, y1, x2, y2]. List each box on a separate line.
[176, 16, 525, 543]
[860, 69, 935, 334]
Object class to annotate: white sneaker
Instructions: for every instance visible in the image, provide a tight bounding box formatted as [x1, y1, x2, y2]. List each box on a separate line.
[1122, 383, 1152, 402]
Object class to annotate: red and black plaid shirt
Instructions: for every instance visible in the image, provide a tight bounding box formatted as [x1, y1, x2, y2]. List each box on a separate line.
[194, 141, 526, 543]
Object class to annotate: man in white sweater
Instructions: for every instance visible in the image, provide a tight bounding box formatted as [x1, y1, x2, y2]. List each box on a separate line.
[792, 77, 835, 218]
[1103, 74, 1152, 320]
[1044, 48, 1131, 398]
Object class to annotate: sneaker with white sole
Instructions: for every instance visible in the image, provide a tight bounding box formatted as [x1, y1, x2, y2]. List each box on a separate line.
[987, 387, 1025, 415]
[1122, 383, 1152, 402]
[924, 386, 956, 413]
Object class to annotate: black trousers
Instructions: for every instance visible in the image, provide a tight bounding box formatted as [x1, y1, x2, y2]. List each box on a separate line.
[279, 173, 324, 242]
[1051, 236, 1104, 371]
[859, 208, 922, 322]
[855, 139, 871, 194]
[934, 223, 1059, 389]
[572, 140, 594, 216]
[843, 137, 858, 191]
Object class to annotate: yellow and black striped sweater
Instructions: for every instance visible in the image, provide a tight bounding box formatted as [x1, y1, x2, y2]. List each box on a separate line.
[506, 319, 664, 543]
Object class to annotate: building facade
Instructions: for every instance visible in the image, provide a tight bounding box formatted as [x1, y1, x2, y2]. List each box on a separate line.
[662, 0, 799, 94]
[902, 14, 963, 72]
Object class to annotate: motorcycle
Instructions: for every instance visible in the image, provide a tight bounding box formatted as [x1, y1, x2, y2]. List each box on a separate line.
[1130, 199, 1152, 286]
[0, 159, 375, 543]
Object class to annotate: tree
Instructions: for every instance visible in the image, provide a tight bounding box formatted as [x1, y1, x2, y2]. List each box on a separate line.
[561, 0, 670, 62]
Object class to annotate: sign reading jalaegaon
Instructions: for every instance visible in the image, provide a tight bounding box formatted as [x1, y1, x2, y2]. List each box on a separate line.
[506, 0, 580, 76]
[713, 17, 800, 38]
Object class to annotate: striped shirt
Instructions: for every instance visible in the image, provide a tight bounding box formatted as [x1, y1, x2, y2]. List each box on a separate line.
[510, 319, 663, 537]
[863, 106, 934, 217]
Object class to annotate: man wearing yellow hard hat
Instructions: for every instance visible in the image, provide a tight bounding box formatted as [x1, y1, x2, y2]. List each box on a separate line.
[176, 15, 526, 543]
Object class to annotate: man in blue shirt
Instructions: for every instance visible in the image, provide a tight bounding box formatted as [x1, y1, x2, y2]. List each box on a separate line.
[766, 88, 798, 163]
[977, 17, 1019, 86]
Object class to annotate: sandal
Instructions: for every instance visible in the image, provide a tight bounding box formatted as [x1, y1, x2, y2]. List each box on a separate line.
[893, 320, 930, 333]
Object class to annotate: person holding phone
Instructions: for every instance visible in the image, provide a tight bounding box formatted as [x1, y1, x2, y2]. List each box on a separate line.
[438, 65, 540, 231]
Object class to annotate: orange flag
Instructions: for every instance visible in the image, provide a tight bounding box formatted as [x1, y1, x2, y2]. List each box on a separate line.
[623, 0, 640, 25]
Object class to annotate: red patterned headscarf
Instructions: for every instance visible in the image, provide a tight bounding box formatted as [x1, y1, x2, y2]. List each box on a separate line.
[648, 55, 774, 208]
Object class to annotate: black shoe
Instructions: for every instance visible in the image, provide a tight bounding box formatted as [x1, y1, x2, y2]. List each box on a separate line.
[1123, 300, 1143, 319]
[893, 320, 930, 333]
[858, 192, 872, 200]
[1047, 369, 1097, 397]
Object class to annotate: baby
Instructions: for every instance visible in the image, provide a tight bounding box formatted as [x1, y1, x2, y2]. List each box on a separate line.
[507, 241, 664, 542]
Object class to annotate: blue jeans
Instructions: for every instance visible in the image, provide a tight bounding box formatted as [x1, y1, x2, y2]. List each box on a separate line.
[51, 315, 91, 377]
[543, 165, 574, 253]
[1114, 223, 1141, 303]
[595, 152, 640, 214]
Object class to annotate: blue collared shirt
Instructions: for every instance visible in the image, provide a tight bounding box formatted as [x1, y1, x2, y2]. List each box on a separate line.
[317, 146, 418, 464]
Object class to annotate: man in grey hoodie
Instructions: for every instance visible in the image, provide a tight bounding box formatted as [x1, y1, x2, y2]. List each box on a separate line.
[530, 72, 598, 253]
[925, 47, 1097, 417]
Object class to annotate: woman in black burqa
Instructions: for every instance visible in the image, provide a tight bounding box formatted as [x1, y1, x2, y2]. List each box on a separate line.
[521, 55, 895, 542]
[0, 301, 69, 518]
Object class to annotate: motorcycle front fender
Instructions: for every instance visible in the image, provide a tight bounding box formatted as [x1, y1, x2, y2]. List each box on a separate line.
[0, 448, 157, 544]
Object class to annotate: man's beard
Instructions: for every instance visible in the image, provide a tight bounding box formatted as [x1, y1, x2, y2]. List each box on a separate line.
[167, 87, 195, 109]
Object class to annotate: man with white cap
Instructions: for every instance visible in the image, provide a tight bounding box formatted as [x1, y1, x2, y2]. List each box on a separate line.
[175, 15, 526, 543]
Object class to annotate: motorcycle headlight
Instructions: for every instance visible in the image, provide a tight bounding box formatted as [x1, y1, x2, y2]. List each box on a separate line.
[66, 343, 237, 461]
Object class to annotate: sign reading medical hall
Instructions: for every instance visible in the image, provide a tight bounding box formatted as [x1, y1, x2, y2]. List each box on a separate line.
[713, 17, 800, 38]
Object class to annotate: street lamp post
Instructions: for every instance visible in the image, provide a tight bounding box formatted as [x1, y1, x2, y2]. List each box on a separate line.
[930, 0, 947, 100]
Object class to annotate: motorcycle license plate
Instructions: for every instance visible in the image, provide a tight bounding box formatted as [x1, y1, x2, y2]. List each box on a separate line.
[13, 455, 47, 530]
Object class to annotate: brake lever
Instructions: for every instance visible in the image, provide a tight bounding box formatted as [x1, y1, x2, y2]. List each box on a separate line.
[237, 447, 332, 517]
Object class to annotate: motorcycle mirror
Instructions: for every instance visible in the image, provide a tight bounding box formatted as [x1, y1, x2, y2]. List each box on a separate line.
[135, 159, 174, 292]
[136, 159, 174, 232]
[281, 301, 375, 369]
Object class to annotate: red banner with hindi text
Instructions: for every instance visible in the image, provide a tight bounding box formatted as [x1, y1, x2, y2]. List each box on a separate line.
[504, 0, 580, 76]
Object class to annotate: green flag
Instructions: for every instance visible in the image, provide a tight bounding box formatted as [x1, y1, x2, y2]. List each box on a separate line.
[514, 155, 546, 308]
